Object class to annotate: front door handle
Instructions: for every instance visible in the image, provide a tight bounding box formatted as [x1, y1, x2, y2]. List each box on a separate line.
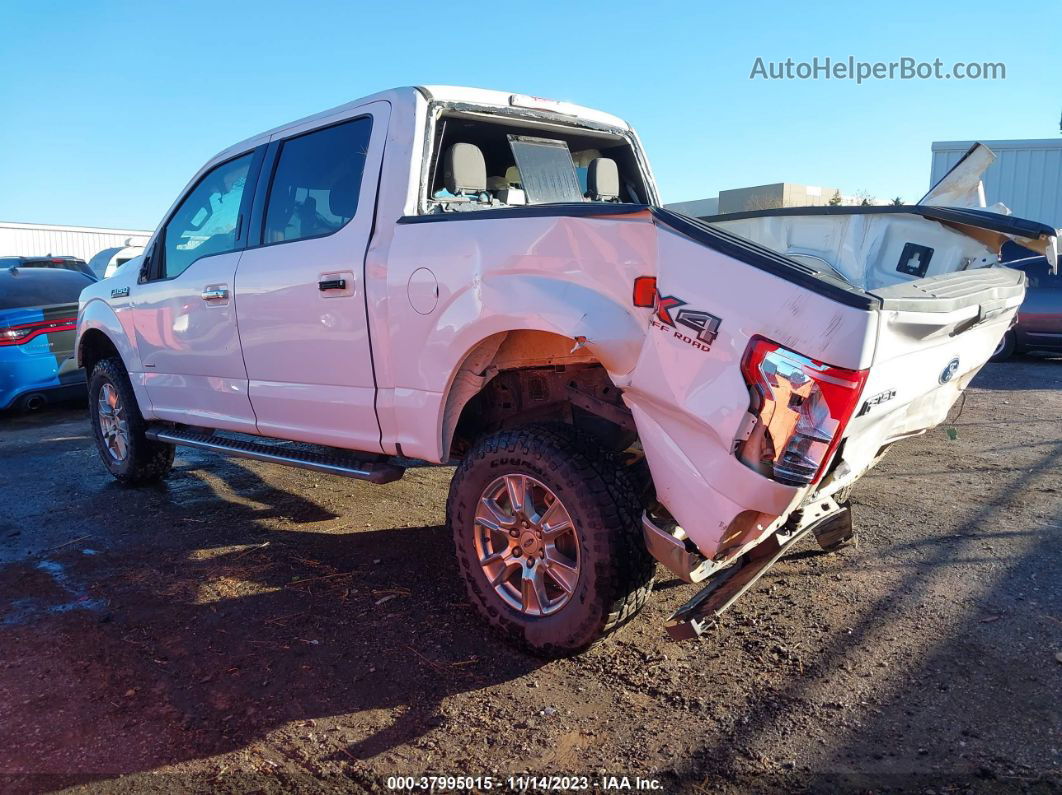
[318, 278, 347, 291]
[202, 287, 229, 301]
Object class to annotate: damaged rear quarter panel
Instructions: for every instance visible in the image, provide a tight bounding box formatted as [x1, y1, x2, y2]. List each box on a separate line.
[621, 223, 879, 557]
[378, 206, 880, 560]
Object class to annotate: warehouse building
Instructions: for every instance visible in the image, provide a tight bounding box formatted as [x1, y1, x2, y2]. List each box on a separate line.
[666, 183, 885, 218]
[0, 221, 151, 274]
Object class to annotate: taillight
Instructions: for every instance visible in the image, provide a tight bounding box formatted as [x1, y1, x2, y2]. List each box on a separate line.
[739, 337, 868, 486]
[0, 317, 77, 346]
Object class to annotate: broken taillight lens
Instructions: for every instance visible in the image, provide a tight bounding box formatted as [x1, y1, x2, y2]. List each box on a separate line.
[739, 337, 868, 486]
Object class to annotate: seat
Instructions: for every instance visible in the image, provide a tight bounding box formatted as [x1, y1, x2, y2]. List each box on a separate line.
[586, 157, 620, 202]
[440, 143, 489, 206]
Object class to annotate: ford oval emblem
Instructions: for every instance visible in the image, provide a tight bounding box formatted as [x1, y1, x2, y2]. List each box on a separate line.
[939, 357, 960, 384]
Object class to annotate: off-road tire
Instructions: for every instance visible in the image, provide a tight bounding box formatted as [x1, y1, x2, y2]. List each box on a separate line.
[990, 330, 1016, 362]
[88, 357, 174, 485]
[447, 423, 655, 658]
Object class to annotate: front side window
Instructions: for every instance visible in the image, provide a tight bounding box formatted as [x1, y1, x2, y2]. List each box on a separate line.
[263, 117, 373, 245]
[162, 153, 253, 279]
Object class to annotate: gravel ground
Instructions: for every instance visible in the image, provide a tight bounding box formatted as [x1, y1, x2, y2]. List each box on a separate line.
[0, 358, 1059, 793]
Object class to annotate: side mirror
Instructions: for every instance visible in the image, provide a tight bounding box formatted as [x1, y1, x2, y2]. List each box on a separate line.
[138, 241, 157, 284]
[138, 257, 150, 283]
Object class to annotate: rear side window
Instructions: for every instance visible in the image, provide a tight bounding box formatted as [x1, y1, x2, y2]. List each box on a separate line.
[263, 117, 372, 245]
[161, 152, 253, 279]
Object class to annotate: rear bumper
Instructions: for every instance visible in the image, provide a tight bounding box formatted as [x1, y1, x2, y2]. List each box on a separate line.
[2, 381, 86, 410]
[627, 401, 803, 560]
[0, 354, 85, 409]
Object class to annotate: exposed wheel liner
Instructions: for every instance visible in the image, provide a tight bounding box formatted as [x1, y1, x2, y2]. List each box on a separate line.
[88, 357, 175, 485]
[446, 423, 655, 658]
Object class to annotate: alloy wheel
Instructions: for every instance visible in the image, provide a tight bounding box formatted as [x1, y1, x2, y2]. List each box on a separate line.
[97, 382, 129, 462]
[473, 474, 581, 617]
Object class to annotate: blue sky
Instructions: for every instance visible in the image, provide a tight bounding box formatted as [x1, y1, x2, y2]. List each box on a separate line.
[1, 0, 1058, 230]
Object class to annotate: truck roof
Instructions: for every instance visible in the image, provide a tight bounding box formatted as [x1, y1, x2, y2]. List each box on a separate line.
[214, 86, 632, 164]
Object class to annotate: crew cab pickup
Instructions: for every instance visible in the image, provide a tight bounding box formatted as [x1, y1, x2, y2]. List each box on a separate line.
[76, 87, 1058, 655]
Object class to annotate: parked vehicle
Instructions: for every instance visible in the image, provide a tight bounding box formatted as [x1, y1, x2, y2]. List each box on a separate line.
[988, 256, 1062, 360]
[87, 245, 145, 279]
[1, 267, 91, 410]
[0, 255, 97, 281]
[75, 87, 1057, 655]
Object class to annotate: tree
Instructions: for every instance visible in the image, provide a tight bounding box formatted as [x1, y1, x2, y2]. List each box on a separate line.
[854, 189, 875, 206]
[828, 190, 842, 206]
[891, 196, 903, 206]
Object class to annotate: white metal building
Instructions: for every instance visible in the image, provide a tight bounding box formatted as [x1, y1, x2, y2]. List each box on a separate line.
[930, 139, 1062, 230]
[0, 221, 152, 263]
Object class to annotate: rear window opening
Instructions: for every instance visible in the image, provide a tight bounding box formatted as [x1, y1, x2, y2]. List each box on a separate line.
[425, 111, 649, 213]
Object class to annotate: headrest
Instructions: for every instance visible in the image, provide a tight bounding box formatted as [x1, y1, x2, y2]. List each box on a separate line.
[444, 143, 487, 194]
[328, 171, 360, 218]
[587, 158, 620, 200]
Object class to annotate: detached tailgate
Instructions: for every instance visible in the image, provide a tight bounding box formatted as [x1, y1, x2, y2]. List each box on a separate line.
[821, 267, 1024, 491]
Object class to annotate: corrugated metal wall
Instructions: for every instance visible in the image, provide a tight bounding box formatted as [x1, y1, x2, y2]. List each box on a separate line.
[930, 139, 1062, 230]
[0, 222, 151, 262]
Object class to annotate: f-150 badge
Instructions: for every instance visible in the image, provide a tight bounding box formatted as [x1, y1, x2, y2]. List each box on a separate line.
[110, 287, 130, 298]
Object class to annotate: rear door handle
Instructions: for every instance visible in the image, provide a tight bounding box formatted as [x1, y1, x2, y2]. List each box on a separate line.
[202, 287, 229, 301]
[318, 278, 346, 291]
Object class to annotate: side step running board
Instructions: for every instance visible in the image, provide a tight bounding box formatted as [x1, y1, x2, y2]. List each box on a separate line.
[145, 426, 405, 484]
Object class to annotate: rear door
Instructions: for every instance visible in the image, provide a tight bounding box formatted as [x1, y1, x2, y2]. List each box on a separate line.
[132, 148, 263, 432]
[234, 102, 388, 451]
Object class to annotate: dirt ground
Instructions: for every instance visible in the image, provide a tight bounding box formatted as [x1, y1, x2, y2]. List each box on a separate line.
[0, 357, 1059, 793]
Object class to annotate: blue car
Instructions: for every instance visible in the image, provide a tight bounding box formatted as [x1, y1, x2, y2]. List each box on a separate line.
[0, 266, 93, 410]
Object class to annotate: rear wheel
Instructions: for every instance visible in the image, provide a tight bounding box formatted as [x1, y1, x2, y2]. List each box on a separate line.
[447, 423, 655, 658]
[88, 357, 174, 485]
[990, 330, 1016, 362]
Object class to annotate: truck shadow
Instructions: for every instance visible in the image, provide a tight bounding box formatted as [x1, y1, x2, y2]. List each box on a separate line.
[0, 455, 540, 789]
[674, 437, 1062, 789]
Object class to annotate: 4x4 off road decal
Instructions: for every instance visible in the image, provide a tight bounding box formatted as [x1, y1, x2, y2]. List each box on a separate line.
[648, 290, 722, 353]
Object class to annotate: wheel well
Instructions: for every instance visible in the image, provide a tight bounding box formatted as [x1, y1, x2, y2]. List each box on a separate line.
[79, 329, 121, 376]
[444, 331, 638, 459]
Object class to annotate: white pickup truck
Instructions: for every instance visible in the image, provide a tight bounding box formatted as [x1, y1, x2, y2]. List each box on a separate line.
[76, 86, 1057, 656]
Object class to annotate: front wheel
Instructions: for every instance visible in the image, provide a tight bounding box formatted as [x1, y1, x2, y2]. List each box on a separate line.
[447, 424, 655, 658]
[88, 357, 174, 485]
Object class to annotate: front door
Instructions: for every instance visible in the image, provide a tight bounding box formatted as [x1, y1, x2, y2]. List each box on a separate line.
[132, 149, 261, 432]
[234, 103, 388, 451]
